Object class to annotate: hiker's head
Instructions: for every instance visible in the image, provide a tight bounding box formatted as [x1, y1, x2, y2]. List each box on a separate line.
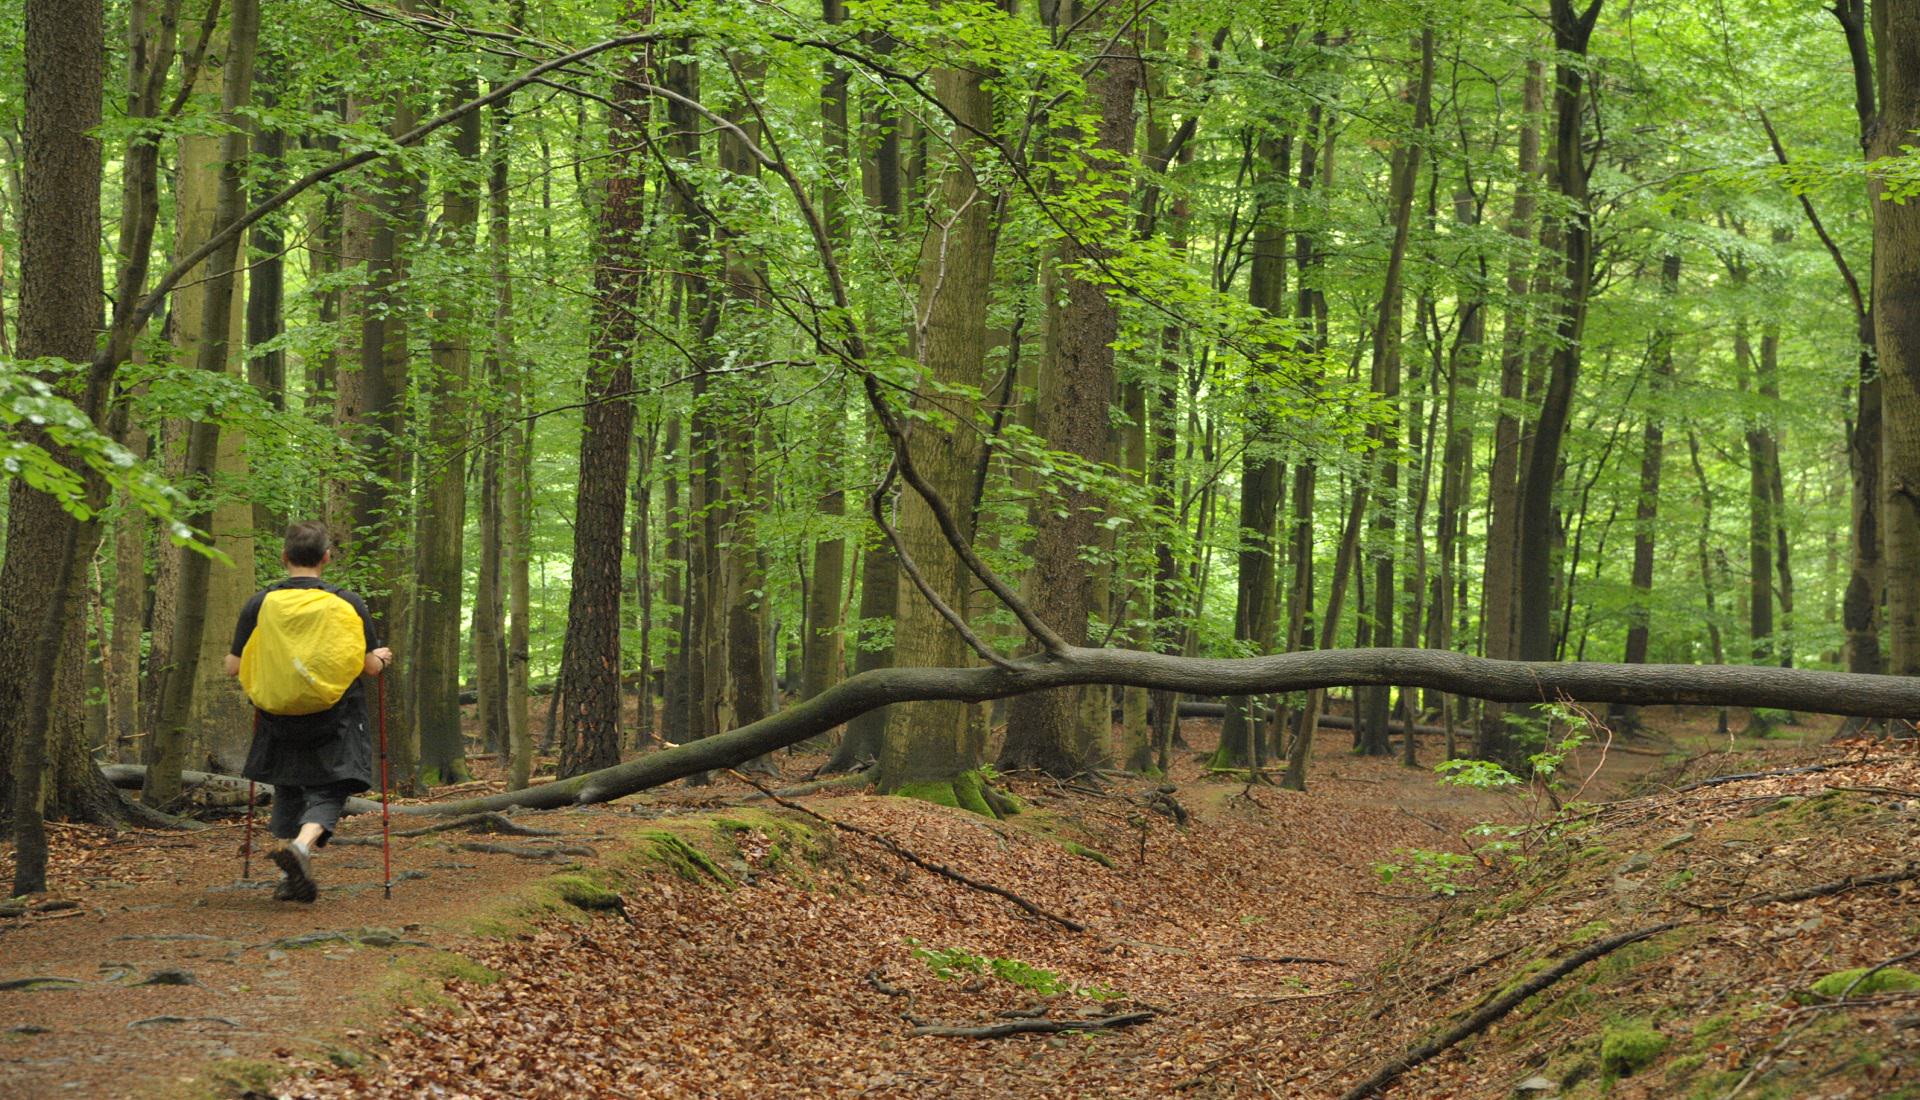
[283, 521, 332, 569]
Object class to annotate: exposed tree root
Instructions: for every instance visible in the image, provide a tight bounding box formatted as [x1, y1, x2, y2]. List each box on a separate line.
[726, 770, 1088, 933]
[328, 812, 564, 846]
[911, 1011, 1155, 1038]
[1339, 922, 1682, 1099]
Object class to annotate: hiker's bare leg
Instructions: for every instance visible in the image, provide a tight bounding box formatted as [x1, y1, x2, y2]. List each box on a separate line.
[294, 822, 326, 850]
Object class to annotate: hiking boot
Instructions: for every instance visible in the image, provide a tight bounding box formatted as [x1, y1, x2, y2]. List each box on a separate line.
[269, 843, 318, 903]
[272, 876, 298, 901]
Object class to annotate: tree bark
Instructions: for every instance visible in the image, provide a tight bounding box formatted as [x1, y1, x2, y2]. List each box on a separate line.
[1000, 11, 1143, 778]
[555, 5, 650, 777]
[1216, 128, 1290, 770]
[1515, 1, 1602, 668]
[1831, 0, 1886, 677]
[1356, 30, 1434, 756]
[1612, 253, 1679, 728]
[415, 72, 482, 786]
[1873, 0, 1920, 676]
[879, 59, 996, 791]
[5, 0, 109, 892]
[143, 0, 260, 809]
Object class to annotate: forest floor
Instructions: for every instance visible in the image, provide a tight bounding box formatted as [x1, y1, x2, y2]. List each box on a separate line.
[0, 706, 1912, 1099]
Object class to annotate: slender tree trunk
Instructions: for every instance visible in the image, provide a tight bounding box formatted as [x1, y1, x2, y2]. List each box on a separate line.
[1515, 0, 1602, 671]
[827, 30, 905, 772]
[1357, 30, 1434, 757]
[1688, 432, 1731, 733]
[502, 121, 534, 791]
[1612, 253, 1679, 730]
[802, 0, 852, 708]
[1215, 129, 1290, 770]
[415, 73, 482, 786]
[555, 5, 650, 777]
[144, 0, 259, 809]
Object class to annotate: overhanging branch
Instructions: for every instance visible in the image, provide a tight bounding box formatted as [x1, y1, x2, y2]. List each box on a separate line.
[395, 648, 1920, 815]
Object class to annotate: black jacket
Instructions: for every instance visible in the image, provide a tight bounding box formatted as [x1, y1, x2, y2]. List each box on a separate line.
[232, 577, 379, 791]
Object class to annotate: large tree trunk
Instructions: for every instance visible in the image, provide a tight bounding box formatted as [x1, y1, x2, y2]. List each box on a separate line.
[1002, 19, 1144, 778]
[554, 7, 649, 777]
[1476, 58, 1546, 758]
[827, 29, 906, 774]
[158, 16, 259, 778]
[1876, 0, 1920, 677]
[878, 61, 996, 793]
[415, 74, 482, 786]
[1831, 0, 1886, 678]
[337, 37, 424, 792]
[5, 0, 111, 893]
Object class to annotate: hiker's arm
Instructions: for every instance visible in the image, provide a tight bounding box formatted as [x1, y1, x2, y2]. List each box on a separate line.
[364, 647, 394, 677]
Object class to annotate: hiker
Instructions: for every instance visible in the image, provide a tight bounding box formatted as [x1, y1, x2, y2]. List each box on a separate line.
[225, 520, 393, 902]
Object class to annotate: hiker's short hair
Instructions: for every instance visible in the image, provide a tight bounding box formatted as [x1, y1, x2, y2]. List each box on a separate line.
[284, 521, 331, 567]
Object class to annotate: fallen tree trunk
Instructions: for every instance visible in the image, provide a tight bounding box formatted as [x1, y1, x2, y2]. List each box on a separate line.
[1174, 702, 1447, 737]
[99, 765, 385, 815]
[390, 646, 1920, 816]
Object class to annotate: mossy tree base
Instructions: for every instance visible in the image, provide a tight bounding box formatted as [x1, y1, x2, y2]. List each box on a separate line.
[893, 769, 1022, 819]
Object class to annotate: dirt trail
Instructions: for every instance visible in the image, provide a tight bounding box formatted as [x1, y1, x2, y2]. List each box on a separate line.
[2, 714, 1672, 1099]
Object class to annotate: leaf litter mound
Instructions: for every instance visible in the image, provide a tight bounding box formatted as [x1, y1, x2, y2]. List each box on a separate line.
[266, 724, 1517, 1098]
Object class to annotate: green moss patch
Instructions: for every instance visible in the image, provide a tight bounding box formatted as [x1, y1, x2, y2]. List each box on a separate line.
[632, 829, 733, 885]
[1808, 966, 1920, 1001]
[1600, 1021, 1669, 1078]
[549, 874, 624, 912]
[1061, 840, 1115, 869]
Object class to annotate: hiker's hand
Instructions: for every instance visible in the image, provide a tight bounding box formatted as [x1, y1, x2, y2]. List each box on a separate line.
[223, 653, 241, 677]
[366, 647, 394, 676]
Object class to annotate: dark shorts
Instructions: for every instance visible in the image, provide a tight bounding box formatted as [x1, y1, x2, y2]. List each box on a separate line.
[268, 781, 358, 846]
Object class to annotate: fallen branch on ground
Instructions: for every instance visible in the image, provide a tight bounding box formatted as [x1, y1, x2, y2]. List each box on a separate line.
[726, 770, 1087, 933]
[1339, 922, 1681, 1099]
[1669, 758, 1897, 794]
[1714, 863, 1920, 911]
[911, 1011, 1154, 1039]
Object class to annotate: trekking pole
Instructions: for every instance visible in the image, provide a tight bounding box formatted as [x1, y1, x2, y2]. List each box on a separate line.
[243, 710, 260, 880]
[377, 669, 392, 900]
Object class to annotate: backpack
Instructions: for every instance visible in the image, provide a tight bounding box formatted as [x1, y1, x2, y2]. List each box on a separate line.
[238, 586, 365, 716]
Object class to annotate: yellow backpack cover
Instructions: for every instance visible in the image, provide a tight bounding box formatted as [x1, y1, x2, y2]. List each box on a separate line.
[238, 587, 365, 716]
